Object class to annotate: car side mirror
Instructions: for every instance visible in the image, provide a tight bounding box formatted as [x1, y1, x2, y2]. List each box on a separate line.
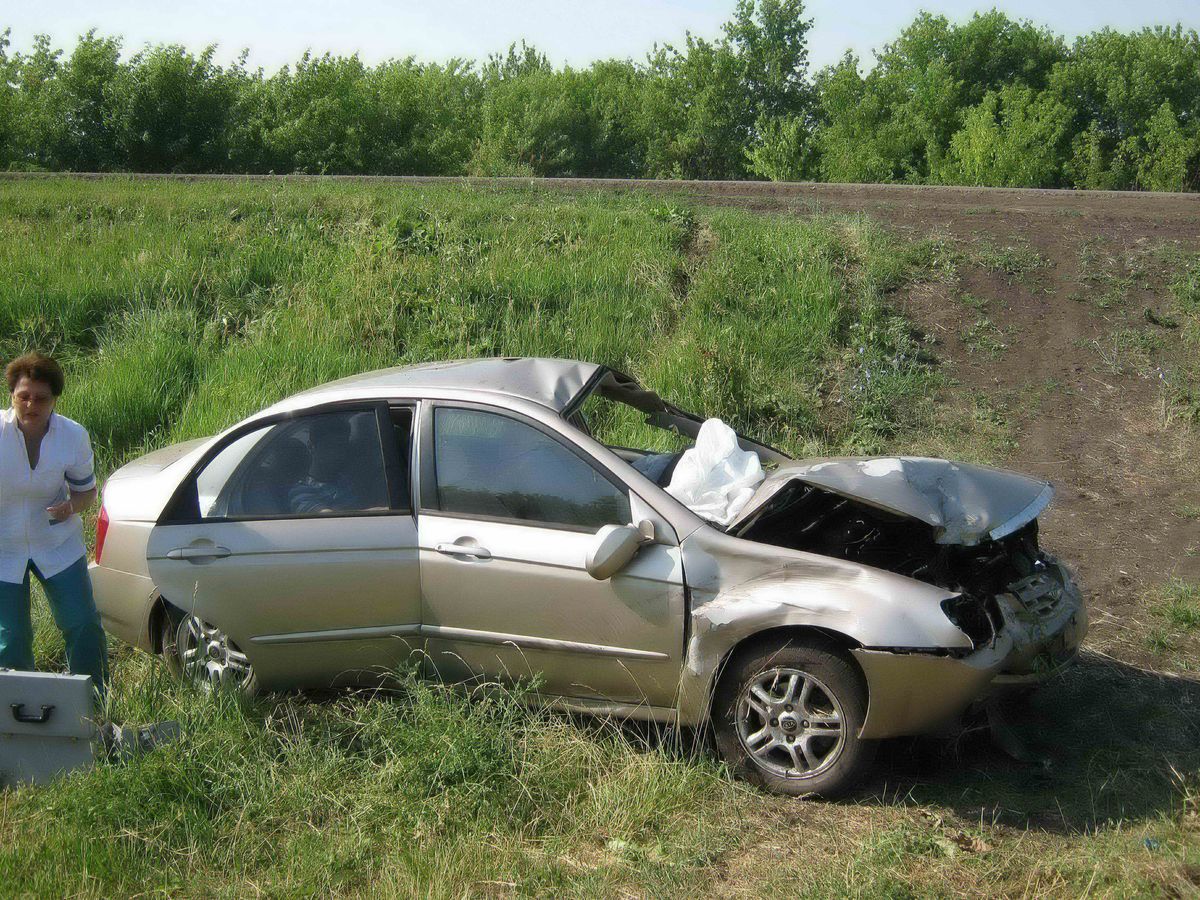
[586, 520, 655, 580]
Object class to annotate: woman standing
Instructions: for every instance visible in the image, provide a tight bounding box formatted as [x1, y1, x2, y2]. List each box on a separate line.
[0, 352, 108, 697]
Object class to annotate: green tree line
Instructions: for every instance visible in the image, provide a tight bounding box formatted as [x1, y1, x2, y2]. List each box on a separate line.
[2, 2, 1198, 190]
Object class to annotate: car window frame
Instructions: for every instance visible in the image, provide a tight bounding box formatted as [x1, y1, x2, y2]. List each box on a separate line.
[417, 400, 634, 535]
[158, 399, 415, 526]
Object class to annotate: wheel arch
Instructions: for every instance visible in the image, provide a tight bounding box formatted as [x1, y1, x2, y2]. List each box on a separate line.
[147, 594, 186, 655]
[699, 625, 866, 726]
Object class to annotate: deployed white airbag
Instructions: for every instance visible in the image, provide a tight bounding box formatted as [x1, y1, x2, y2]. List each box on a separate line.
[666, 418, 764, 526]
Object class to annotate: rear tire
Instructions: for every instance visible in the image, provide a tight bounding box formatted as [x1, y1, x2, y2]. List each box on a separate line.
[159, 606, 259, 698]
[713, 637, 875, 798]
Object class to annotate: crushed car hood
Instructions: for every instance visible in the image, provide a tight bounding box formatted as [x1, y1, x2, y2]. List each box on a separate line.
[730, 456, 1053, 546]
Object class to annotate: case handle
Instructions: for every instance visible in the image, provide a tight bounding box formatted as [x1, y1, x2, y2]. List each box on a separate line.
[11, 703, 54, 724]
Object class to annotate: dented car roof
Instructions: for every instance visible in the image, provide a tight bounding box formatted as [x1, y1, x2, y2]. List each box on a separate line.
[731, 456, 1054, 546]
[292, 357, 603, 412]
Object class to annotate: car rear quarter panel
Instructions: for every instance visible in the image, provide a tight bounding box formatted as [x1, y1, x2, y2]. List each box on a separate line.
[92, 446, 205, 653]
[91, 518, 157, 651]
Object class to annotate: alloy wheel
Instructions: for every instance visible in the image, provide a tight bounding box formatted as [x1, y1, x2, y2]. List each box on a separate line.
[735, 666, 846, 779]
[175, 615, 254, 693]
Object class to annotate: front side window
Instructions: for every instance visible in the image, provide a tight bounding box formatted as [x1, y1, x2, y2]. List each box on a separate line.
[195, 409, 391, 519]
[432, 407, 630, 530]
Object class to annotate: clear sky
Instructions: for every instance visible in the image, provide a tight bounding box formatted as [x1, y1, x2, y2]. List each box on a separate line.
[3, 1, 1197, 73]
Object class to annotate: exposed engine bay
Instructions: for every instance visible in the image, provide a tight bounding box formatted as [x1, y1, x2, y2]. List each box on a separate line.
[732, 481, 1053, 650]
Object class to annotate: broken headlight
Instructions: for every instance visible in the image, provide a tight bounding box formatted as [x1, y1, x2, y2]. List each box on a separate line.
[940, 593, 1002, 650]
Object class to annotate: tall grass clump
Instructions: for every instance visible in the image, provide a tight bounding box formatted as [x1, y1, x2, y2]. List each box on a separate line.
[0, 662, 741, 896]
[1168, 254, 1200, 425]
[0, 179, 943, 475]
[56, 305, 208, 471]
[634, 211, 940, 456]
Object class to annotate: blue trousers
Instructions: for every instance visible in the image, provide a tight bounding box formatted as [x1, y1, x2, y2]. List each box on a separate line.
[0, 556, 109, 698]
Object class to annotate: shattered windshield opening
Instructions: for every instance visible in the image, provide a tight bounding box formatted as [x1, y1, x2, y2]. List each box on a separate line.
[570, 390, 695, 454]
[563, 370, 787, 495]
[567, 390, 694, 488]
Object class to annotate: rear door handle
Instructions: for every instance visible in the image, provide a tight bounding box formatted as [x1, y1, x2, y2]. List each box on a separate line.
[434, 542, 492, 560]
[167, 546, 232, 561]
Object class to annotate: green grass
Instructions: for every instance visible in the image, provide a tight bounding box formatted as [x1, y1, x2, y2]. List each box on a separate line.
[1, 178, 1198, 897]
[1144, 581, 1200, 667]
[0, 178, 945, 474]
[975, 240, 1045, 282]
[1167, 253, 1200, 425]
[4, 655, 744, 897]
[0, 177, 947, 897]
[1157, 581, 1200, 632]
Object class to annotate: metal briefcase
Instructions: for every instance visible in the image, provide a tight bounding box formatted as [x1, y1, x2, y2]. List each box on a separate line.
[0, 669, 99, 787]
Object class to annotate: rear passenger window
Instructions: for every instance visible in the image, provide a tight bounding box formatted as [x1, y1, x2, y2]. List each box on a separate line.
[432, 407, 631, 530]
[196, 410, 391, 519]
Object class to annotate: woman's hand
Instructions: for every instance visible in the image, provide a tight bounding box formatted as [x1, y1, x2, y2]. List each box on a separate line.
[46, 488, 96, 522]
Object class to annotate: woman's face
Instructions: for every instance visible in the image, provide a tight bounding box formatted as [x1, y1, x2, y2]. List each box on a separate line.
[11, 376, 57, 431]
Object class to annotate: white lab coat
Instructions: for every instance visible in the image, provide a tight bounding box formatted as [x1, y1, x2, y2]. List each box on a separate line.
[0, 409, 95, 584]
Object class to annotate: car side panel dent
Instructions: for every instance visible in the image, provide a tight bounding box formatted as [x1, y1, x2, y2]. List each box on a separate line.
[676, 525, 972, 726]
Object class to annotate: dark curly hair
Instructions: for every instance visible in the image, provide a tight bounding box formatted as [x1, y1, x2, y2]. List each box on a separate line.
[5, 352, 65, 397]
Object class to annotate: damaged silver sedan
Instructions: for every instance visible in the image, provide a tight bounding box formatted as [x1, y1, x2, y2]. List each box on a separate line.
[90, 358, 1086, 797]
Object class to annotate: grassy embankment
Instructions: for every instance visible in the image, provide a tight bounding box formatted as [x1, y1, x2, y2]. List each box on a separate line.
[0, 178, 1195, 897]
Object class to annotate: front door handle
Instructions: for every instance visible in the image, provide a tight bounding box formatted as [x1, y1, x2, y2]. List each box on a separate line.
[434, 542, 492, 560]
[166, 546, 232, 561]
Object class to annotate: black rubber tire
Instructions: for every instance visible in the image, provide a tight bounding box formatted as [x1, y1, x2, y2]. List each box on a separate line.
[159, 605, 260, 699]
[158, 605, 183, 677]
[712, 637, 876, 798]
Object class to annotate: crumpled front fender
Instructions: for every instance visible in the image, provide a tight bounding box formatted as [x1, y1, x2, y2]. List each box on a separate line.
[675, 525, 971, 726]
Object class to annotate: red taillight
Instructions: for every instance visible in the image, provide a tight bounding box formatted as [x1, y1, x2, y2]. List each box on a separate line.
[95, 506, 109, 564]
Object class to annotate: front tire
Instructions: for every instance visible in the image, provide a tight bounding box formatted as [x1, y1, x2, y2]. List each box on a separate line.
[713, 637, 875, 798]
[160, 609, 259, 698]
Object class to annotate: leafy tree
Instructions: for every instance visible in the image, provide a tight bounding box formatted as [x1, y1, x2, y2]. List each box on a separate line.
[470, 45, 631, 177]
[814, 11, 1066, 184]
[745, 113, 814, 181]
[6, 34, 64, 170]
[640, 35, 747, 179]
[724, 0, 812, 122]
[813, 51, 962, 183]
[938, 84, 1072, 187]
[0, 30, 15, 168]
[253, 53, 375, 174]
[109, 44, 240, 172]
[45, 31, 123, 170]
[1137, 101, 1200, 192]
[0, 10, 1198, 192]
[1055, 27, 1200, 189]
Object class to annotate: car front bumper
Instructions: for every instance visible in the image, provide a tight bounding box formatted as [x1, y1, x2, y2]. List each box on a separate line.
[853, 557, 1086, 739]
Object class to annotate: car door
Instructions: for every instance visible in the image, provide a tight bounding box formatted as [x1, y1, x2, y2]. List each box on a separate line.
[145, 402, 421, 689]
[416, 402, 687, 708]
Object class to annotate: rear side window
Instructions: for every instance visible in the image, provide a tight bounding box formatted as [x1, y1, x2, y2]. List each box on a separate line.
[431, 407, 630, 530]
[195, 410, 391, 519]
